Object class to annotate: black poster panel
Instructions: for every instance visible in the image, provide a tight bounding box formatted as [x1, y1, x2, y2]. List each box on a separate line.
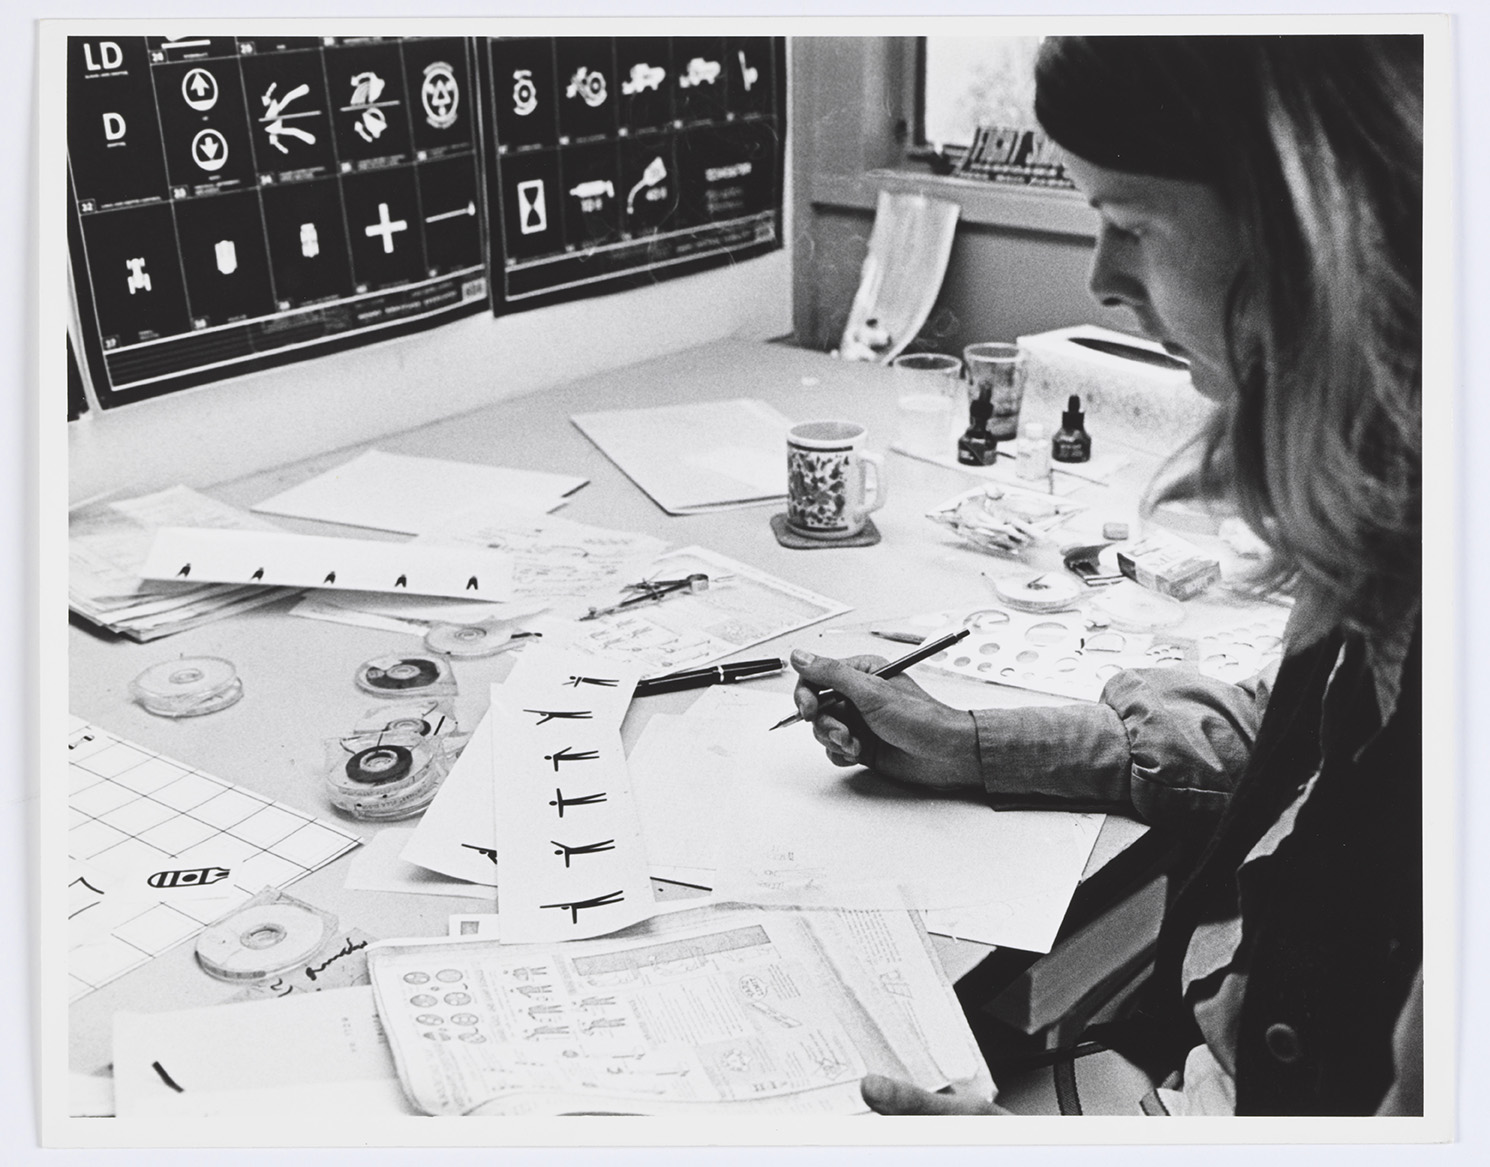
[69, 36, 488, 409]
[486, 36, 784, 316]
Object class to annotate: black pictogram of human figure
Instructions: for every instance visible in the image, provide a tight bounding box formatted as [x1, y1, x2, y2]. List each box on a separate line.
[550, 788, 607, 817]
[525, 708, 593, 725]
[551, 838, 615, 867]
[544, 746, 600, 770]
[565, 675, 619, 688]
[539, 890, 625, 923]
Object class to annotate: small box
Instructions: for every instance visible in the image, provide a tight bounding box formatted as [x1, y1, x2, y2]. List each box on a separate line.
[1116, 531, 1221, 600]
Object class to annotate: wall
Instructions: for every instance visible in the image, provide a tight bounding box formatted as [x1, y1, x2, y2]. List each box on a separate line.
[67, 259, 792, 502]
[790, 37, 1132, 357]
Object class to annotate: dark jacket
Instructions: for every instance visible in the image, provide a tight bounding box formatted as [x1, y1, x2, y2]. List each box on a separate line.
[1108, 623, 1423, 1114]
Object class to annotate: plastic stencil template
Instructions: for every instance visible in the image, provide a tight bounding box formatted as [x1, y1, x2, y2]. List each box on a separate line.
[66, 718, 362, 1002]
[911, 603, 1289, 703]
[489, 647, 653, 943]
[561, 545, 850, 675]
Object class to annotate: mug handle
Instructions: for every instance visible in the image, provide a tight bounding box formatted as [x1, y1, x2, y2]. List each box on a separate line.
[859, 451, 887, 514]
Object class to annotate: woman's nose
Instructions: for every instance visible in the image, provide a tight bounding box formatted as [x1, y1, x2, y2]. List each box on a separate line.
[1088, 230, 1145, 310]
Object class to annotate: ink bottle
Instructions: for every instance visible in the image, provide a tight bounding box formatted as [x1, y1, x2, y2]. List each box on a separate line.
[958, 394, 999, 466]
[1051, 395, 1092, 463]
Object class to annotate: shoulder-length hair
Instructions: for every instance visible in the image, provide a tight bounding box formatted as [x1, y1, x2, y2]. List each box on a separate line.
[1036, 36, 1422, 642]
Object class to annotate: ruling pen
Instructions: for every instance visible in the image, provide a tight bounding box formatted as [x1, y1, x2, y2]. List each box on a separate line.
[768, 627, 972, 731]
[634, 658, 784, 697]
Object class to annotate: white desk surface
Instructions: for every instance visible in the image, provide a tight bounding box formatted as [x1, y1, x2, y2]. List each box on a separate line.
[68, 337, 1270, 1075]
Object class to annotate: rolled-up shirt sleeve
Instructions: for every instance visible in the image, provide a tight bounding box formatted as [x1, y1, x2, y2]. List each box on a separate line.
[972, 667, 1271, 832]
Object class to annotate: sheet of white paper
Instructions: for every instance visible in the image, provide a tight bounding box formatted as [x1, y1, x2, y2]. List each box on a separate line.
[399, 705, 502, 887]
[139, 526, 515, 601]
[112, 986, 414, 1119]
[556, 545, 850, 674]
[250, 448, 587, 533]
[489, 648, 655, 942]
[627, 690, 1095, 948]
[571, 398, 793, 513]
[345, 829, 494, 900]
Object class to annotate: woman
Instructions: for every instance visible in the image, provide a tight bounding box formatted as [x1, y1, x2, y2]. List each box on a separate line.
[792, 35, 1423, 1116]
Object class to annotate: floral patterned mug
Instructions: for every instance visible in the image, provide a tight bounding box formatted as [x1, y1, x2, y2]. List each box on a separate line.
[785, 421, 887, 539]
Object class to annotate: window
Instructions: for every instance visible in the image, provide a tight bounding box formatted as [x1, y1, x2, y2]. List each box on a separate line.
[920, 37, 1041, 149]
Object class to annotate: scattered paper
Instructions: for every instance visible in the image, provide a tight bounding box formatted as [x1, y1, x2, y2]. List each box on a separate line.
[346, 829, 495, 900]
[571, 399, 793, 514]
[70, 486, 298, 640]
[558, 545, 850, 675]
[416, 503, 669, 618]
[368, 905, 987, 1116]
[250, 449, 587, 534]
[112, 986, 413, 1119]
[489, 648, 654, 942]
[139, 526, 515, 602]
[627, 689, 1098, 953]
[398, 704, 503, 887]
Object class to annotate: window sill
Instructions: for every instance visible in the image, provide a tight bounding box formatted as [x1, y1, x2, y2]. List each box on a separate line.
[809, 169, 1097, 239]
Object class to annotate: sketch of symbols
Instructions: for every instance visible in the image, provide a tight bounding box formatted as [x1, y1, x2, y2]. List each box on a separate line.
[421, 61, 459, 129]
[511, 69, 538, 117]
[346, 71, 391, 143]
[565, 65, 607, 108]
[181, 67, 219, 111]
[259, 81, 319, 155]
[539, 890, 625, 923]
[190, 128, 229, 173]
[516, 179, 547, 235]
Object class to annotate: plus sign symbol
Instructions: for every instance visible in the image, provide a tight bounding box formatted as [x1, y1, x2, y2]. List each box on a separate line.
[364, 202, 408, 254]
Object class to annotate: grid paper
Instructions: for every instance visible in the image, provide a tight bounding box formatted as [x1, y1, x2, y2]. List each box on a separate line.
[66, 716, 362, 1002]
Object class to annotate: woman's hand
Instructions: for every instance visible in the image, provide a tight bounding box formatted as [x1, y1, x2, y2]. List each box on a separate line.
[790, 649, 982, 791]
[861, 1074, 1007, 1115]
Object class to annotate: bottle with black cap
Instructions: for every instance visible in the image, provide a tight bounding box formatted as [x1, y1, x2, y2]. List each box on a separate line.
[1051, 394, 1092, 463]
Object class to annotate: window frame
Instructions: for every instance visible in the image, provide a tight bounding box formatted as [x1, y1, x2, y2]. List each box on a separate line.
[795, 36, 1095, 238]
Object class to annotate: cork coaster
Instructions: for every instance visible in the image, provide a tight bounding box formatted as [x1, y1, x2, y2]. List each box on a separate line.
[769, 514, 882, 549]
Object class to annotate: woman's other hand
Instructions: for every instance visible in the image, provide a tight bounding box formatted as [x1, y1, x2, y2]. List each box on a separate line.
[861, 1074, 1008, 1115]
[790, 650, 981, 791]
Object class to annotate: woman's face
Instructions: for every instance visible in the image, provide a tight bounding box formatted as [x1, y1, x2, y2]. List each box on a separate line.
[1062, 153, 1246, 402]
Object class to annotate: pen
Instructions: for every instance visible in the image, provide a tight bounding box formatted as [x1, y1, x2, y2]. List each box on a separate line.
[768, 627, 972, 731]
[634, 658, 784, 697]
[1068, 335, 1190, 372]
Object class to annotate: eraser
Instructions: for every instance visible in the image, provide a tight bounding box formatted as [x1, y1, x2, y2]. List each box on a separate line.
[1102, 521, 1130, 541]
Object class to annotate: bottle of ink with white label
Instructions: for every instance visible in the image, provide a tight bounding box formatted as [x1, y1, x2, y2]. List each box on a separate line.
[1052, 395, 1092, 463]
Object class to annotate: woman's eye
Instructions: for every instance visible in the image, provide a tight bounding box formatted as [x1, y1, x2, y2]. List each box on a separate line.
[1105, 220, 1144, 242]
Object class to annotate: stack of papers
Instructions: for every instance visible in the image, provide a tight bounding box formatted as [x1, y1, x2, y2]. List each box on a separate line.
[69, 486, 299, 641]
[571, 398, 792, 514]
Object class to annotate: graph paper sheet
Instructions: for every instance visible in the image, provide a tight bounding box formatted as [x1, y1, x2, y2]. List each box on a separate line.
[66, 717, 362, 1002]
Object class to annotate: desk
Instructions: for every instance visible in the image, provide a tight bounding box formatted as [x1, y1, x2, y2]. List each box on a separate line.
[68, 338, 1251, 1080]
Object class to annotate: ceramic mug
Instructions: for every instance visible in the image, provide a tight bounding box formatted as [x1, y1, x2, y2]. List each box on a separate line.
[785, 421, 887, 539]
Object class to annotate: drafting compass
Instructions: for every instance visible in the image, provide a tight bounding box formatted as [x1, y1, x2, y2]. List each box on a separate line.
[580, 572, 714, 621]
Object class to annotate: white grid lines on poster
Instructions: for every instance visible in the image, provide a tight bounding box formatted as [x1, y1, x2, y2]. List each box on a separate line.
[67, 717, 361, 1001]
[489, 650, 653, 942]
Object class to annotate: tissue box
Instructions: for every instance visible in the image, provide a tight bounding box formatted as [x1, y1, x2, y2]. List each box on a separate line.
[1016, 325, 1215, 454]
[1116, 530, 1221, 600]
